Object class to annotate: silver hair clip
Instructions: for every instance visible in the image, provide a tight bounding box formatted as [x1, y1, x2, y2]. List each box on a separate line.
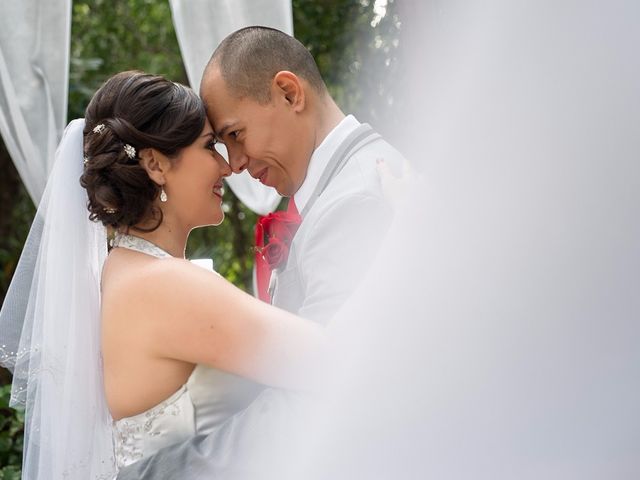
[93, 124, 106, 134]
[83, 155, 89, 166]
[123, 144, 136, 159]
[103, 206, 117, 214]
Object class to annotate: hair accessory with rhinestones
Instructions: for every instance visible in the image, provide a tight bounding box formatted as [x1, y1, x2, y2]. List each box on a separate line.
[123, 144, 136, 159]
[92, 124, 105, 134]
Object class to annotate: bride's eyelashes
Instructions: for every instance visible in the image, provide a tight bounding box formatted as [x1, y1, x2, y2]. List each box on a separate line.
[205, 138, 218, 152]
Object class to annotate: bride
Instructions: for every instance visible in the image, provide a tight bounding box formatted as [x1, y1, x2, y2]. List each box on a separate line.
[0, 70, 325, 479]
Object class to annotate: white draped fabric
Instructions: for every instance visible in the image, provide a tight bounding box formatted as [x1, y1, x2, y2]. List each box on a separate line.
[0, 0, 71, 204]
[169, 0, 291, 214]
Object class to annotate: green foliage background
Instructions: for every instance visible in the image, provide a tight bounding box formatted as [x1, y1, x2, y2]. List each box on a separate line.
[0, 0, 401, 474]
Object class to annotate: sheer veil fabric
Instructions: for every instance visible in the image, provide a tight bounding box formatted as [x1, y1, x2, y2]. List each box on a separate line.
[0, 119, 116, 479]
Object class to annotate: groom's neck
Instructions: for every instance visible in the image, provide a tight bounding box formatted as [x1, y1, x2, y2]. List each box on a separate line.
[313, 96, 345, 150]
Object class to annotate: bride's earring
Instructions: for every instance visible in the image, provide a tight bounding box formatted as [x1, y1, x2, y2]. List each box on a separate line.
[160, 186, 168, 202]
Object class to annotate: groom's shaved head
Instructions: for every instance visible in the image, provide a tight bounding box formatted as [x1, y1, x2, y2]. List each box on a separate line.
[203, 26, 326, 103]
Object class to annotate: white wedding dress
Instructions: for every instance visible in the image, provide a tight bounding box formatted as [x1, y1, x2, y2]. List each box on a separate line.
[110, 234, 264, 469]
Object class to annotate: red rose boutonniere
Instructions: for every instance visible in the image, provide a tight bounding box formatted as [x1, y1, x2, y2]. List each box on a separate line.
[255, 200, 302, 302]
[257, 210, 302, 270]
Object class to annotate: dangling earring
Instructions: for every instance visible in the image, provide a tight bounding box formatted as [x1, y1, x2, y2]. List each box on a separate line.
[160, 186, 168, 202]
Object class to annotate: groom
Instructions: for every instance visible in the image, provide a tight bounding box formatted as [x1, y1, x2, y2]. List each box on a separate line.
[117, 26, 404, 478]
[201, 26, 405, 322]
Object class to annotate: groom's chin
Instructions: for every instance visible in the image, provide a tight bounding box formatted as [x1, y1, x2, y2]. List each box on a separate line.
[274, 179, 302, 198]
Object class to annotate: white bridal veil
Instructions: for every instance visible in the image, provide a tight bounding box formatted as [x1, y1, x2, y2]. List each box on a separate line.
[0, 119, 116, 479]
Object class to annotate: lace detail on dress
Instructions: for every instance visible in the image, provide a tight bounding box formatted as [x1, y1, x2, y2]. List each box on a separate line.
[113, 385, 191, 469]
[111, 233, 173, 258]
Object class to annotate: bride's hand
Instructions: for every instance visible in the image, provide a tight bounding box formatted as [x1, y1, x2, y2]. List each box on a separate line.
[376, 157, 417, 207]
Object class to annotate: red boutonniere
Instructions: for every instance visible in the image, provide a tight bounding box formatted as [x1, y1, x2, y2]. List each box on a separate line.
[257, 210, 302, 270]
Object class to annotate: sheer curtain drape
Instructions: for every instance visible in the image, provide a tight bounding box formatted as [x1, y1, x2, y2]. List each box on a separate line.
[169, 0, 292, 214]
[0, 0, 71, 204]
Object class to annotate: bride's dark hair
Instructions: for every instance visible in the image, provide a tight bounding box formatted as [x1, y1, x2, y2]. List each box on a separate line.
[80, 70, 206, 230]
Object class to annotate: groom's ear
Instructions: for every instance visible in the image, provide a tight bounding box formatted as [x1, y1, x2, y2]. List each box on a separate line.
[138, 148, 170, 185]
[273, 71, 305, 112]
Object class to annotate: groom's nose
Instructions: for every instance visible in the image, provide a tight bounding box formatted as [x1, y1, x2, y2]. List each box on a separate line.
[228, 146, 249, 173]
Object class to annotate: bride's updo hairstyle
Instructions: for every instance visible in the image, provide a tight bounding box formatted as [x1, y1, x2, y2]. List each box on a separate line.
[80, 70, 206, 230]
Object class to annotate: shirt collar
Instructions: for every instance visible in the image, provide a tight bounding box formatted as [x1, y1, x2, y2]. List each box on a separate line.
[294, 115, 361, 213]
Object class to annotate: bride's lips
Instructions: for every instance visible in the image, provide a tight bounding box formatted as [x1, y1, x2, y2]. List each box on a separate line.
[212, 183, 224, 199]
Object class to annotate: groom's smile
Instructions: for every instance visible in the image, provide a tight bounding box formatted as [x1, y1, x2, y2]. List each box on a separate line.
[252, 167, 269, 185]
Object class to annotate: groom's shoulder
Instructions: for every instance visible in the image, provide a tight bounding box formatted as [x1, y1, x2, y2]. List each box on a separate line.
[299, 136, 404, 233]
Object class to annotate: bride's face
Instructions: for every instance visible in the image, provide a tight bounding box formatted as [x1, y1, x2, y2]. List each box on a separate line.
[163, 120, 232, 228]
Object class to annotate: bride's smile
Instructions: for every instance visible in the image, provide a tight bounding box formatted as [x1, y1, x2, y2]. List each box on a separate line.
[148, 120, 232, 231]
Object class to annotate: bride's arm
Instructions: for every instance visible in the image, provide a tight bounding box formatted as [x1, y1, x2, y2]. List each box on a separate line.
[130, 258, 326, 391]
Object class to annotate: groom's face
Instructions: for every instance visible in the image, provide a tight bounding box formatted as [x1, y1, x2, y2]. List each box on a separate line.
[201, 69, 314, 196]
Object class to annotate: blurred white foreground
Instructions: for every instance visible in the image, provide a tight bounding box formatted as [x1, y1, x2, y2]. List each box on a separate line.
[287, 1, 640, 479]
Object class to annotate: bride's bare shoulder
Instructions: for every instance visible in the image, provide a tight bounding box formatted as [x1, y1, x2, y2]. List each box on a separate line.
[102, 248, 225, 309]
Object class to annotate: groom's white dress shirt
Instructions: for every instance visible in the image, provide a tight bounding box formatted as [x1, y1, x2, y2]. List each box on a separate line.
[272, 115, 404, 323]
